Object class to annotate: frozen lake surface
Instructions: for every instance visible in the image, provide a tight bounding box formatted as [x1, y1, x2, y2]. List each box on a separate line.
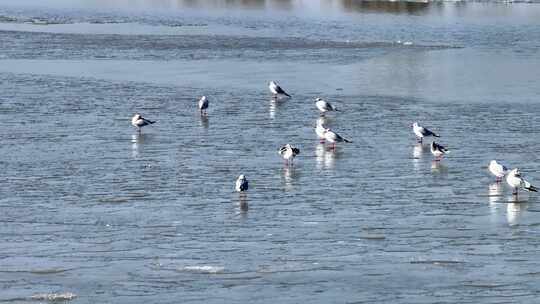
[1, 1, 540, 303]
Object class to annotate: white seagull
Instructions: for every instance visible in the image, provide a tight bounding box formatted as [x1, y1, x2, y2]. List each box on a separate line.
[412, 122, 439, 143]
[268, 81, 291, 98]
[198, 96, 208, 115]
[324, 128, 352, 149]
[488, 160, 508, 182]
[278, 144, 300, 165]
[315, 98, 338, 115]
[506, 168, 538, 196]
[235, 175, 249, 192]
[131, 114, 156, 132]
[315, 118, 327, 143]
[430, 141, 449, 161]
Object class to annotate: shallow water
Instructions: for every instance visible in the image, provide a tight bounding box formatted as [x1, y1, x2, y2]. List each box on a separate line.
[1, 1, 540, 303]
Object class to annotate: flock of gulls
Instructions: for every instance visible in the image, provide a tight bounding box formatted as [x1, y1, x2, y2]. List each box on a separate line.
[131, 80, 538, 199]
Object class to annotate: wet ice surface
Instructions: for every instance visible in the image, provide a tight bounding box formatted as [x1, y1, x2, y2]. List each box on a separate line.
[2, 1, 540, 303]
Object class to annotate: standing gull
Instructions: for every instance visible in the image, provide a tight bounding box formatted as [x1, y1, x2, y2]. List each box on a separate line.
[412, 122, 439, 143]
[506, 168, 537, 196]
[131, 114, 156, 133]
[430, 141, 449, 161]
[315, 98, 338, 115]
[268, 81, 291, 98]
[278, 144, 300, 165]
[198, 96, 208, 115]
[488, 160, 508, 182]
[235, 175, 249, 192]
[323, 128, 352, 149]
[315, 118, 327, 143]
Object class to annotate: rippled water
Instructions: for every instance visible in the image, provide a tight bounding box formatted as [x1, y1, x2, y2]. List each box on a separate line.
[2, 1, 540, 303]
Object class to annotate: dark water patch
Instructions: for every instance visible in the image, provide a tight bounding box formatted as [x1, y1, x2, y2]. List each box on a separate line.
[0, 30, 458, 62]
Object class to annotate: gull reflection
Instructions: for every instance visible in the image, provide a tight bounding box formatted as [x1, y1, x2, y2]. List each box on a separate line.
[315, 143, 326, 169]
[282, 166, 300, 191]
[269, 99, 284, 120]
[324, 147, 337, 169]
[431, 160, 448, 174]
[131, 133, 146, 158]
[317, 116, 328, 128]
[488, 183, 503, 204]
[506, 202, 526, 226]
[199, 113, 209, 129]
[412, 143, 428, 159]
[412, 143, 429, 171]
[315, 143, 341, 169]
[238, 194, 248, 213]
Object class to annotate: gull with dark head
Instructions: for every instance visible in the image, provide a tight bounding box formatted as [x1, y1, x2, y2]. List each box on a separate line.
[506, 168, 537, 196]
[430, 141, 449, 161]
[488, 160, 508, 182]
[412, 122, 439, 143]
[324, 128, 352, 149]
[235, 175, 249, 192]
[198, 96, 208, 115]
[131, 114, 156, 133]
[268, 81, 291, 98]
[278, 144, 300, 165]
[315, 98, 338, 115]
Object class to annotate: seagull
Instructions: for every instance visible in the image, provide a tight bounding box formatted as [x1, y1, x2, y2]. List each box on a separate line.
[412, 122, 439, 143]
[430, 141, 449, 161]
[488, 160, 508, 182]
[235, 175, 249, 192]
[324, 128, 352, 149]
[268, 81, 291, 98]
[315, 118, 327, 143]
[198, 96, 208, 115]
[506, 168, 537, 196]
[315, 98, 338, 115]
[131, 114, 156, 132]
[278, 144, 300, 165]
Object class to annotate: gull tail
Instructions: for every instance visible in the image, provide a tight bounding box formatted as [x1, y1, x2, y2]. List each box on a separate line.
[524, 183, 538, 192]
[344, 138, 352, 143]
[433, 133, 440, 137]
[284, 92, 291, 98]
